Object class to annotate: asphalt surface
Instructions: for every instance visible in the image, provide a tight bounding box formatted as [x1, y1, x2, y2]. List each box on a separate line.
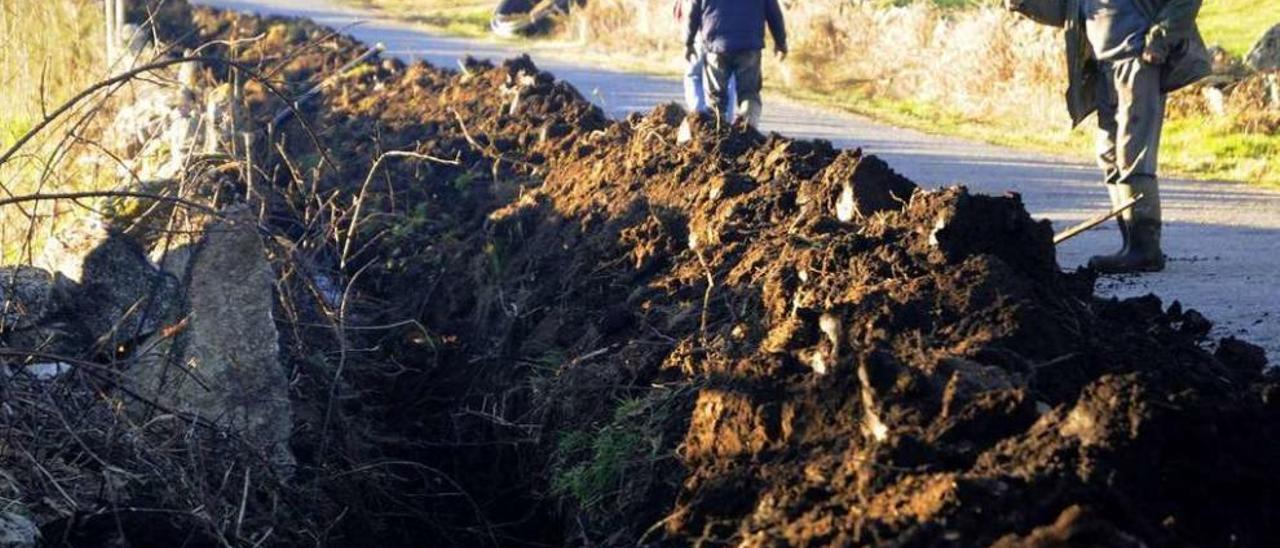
[199, 0, 1280, 359]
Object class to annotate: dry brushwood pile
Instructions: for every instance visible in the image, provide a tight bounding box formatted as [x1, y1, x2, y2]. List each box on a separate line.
[1, 3, 1277, 547]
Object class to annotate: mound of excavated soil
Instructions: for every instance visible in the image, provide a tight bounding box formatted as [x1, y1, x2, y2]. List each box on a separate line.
[272, 37, 1275, 546]
[455, 86, 1280, 545]
[11, 4, 1274, 546]
[199, 6, 1280, 545]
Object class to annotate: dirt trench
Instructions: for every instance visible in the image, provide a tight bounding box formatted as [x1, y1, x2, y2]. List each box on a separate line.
[31, 5, 1280, 546]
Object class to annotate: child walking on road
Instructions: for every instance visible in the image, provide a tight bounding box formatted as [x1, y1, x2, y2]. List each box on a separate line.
[684, 0, 788, 127]
[675, 0, 734, 119]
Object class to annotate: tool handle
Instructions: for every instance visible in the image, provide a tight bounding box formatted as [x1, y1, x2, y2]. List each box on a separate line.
[1053, 193, 1144, 246]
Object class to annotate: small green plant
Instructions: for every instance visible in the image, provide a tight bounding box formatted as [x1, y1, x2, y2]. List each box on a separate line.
[451, 170, 480, 192]
[550, 426, 647, 510]
[482, 239, 505, 277]
[548, 389, 687, 514]
[387, 201, 432, 240]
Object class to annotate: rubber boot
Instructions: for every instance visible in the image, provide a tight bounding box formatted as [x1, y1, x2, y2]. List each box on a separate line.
[736, 98, 762, 128]
[1105, 183, 1130, 257]
[1089, 176, 1165, 273]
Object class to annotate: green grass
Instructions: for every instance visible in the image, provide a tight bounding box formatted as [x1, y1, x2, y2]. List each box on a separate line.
[551, 427, 648, 510]
[1164, 116, 1279, 186]
[794, 87, 1278, 189]
[1199, 0, 1280, 55]
[549, 393, 674, 512]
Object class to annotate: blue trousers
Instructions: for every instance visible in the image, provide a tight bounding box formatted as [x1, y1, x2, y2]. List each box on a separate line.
[684, 45, 735, 119]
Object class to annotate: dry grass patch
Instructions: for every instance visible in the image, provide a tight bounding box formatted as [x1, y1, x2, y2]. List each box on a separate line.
[0, 0, 113, 260]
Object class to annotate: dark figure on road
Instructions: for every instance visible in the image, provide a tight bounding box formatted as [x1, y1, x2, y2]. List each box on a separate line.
[684, 0, 788, 128]
[1007, 0, 1211, 273]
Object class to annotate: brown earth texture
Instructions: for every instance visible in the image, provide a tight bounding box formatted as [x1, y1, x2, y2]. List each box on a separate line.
[10, 3, 1280, 547]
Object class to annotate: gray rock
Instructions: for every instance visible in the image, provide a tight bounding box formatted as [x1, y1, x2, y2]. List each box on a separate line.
[34, 219, 107, 283]
[939, 356, 1022, 418]
[127, 207, 294, 470]
[152, 244, 198, 282]
[2, 318, 91, 357]
[36, 221, 180, 344]
[104, 77, 199, 181]
[1208, 45, 1234, 75]
[147, 207, 222, 281]
[0, 266, 70, 332]
[201, 84, 247, 156]
[1246, 24, 1280, 72]
[0, 267, 86, 356]
[0, 512, 37, 548]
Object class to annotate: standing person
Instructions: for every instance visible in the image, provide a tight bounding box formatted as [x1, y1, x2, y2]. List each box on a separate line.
[685, 0, 788, 128]
[1006, 0, 1210, 273]
[674, 0, 735, 118]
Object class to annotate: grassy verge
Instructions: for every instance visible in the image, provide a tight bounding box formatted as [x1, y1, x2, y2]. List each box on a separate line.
[1200, 0, 1280, 56]
[339, 0, 1278, 187]
[785, 83, 1278, 189]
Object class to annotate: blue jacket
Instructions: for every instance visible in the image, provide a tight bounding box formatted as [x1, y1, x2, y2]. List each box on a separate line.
[686, 0, 788, 55]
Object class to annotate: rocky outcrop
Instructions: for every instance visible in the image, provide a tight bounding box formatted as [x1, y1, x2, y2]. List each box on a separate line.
[100, 26, 247, 245]
[0, 267, 70, 331]
[34, 221, 180, 347]
[127, 207, 294, 469]
[1246, 23, 1280, 72]
[0, 267, 84, 356]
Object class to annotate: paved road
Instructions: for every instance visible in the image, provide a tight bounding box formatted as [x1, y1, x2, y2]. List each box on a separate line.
[200, 0, 1280, 359]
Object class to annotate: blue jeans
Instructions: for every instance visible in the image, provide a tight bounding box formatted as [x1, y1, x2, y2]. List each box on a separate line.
[684, 46, 735, 119]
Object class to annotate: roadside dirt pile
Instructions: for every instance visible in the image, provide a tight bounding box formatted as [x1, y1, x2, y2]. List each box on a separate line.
[441, 84, 1280, 546]
[3, 3, 1277, 547]
[263, 19, 1277, 546]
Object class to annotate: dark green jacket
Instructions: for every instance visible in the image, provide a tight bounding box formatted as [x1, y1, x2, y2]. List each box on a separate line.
[1013, 0, 1212, 127]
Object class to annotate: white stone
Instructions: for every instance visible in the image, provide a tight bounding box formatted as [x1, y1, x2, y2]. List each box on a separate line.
[6, 362, 73, 381]
[1202, 86, 1227, 117]
[818, 312, 842, 363]
[0, 512, 37, 548]
[836, 182, 856, 223]
[677, 118, 694, 144]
